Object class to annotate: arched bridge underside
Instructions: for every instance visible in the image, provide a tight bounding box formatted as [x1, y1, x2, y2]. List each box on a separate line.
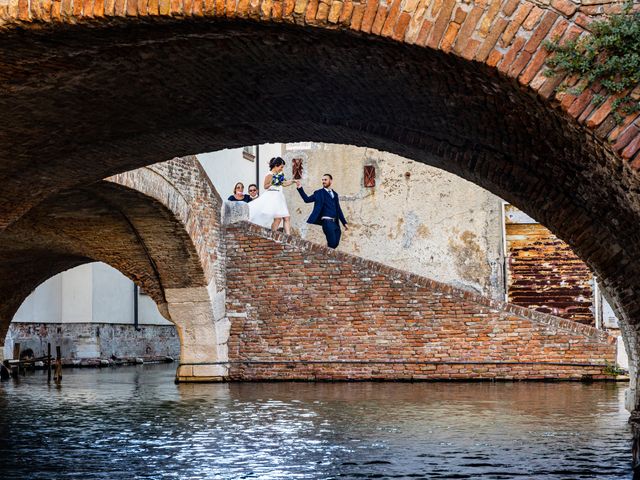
[0, 2, 640, 396]
[0, 158, 228, 381]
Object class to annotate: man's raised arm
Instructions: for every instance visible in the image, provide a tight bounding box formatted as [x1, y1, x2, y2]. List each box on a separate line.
[296, 182, 316, 203]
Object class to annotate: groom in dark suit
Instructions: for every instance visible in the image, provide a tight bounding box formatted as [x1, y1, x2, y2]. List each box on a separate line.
[296, 174, 348, 249]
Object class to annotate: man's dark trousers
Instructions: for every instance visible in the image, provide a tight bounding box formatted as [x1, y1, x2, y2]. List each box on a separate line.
[322, 219, 341, 249]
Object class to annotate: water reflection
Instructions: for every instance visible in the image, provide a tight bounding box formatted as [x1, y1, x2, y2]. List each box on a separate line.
[0, 364, 632, 479]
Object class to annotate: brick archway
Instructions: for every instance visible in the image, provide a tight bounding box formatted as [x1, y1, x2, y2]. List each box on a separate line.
[0, 2, 639, 397]
[0, 157, 228, 381]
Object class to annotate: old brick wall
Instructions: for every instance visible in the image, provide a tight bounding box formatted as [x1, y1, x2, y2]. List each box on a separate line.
[5, 323, 180, 363]
[108, 156, 226, 292]
[506, 221, 596, 325]
[225, 222, 616, 381]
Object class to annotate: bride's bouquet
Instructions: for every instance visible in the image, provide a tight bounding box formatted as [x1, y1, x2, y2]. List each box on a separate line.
[271, 173, 286, 186]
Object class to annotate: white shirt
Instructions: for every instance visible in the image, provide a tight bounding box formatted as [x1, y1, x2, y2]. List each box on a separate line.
[324, 188, 334, 199]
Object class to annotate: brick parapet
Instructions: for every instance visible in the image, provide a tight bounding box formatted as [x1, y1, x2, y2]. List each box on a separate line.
[224, 221, 617, 381]
[230, 220, 614, 344]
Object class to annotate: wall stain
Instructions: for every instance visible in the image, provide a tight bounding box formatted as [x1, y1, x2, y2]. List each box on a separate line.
[448, 231, 491, 291]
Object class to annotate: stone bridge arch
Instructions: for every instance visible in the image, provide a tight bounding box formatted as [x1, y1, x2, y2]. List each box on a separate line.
[0, 0, 639, 401]
[0, 156, 228, 382]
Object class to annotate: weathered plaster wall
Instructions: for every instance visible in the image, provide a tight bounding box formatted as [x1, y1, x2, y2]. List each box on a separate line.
[283, 143, 505, 299]
[4, 323, 180, 362]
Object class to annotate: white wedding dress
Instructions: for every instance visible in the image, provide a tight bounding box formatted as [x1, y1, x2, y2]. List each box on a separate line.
[249, 174, 290, 228]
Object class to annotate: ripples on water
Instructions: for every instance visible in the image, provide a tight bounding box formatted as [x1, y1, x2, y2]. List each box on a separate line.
[0, 364, 632, 479]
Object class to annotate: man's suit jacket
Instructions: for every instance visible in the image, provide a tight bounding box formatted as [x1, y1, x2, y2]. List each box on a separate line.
[297, 187, 347, 227]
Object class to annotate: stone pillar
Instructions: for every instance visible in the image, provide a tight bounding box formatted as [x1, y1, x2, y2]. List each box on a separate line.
[222, 199, 249, 225]
[166, 285, 230, 382]
[621, 320, 640, 412]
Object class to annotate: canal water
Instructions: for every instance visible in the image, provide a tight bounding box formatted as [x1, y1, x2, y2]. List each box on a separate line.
[0, 364, 632, 479]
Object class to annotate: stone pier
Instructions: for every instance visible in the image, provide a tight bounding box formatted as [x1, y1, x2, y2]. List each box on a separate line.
[168, 285, 229, 383]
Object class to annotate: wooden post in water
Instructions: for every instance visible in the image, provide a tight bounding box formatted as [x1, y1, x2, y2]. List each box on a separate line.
[47, 343, 52, 383]
[12, 343, 22, 377]
[54, 345, 62, 384]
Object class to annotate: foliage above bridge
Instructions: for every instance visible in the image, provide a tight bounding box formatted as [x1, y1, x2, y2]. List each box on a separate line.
[545, 3, 640, 122]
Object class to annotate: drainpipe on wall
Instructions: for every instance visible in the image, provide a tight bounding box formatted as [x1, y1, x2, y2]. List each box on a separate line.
[500, 201, 509, 303]
[593, 279, 602, 330]
[255, 145, 260, 188]
[133, 284, 140, 331]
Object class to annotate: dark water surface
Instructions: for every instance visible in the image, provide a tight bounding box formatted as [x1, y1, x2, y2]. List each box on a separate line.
[0, 364, 632, 479]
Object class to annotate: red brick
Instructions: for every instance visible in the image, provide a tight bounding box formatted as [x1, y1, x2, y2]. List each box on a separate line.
[304, 0, 318, 23]
[338, 0, 352, 23]
[500, 3, 533, 47]
[524, 11, 559, 53]
[360, 0, 377, 33]
[415, 19, 433, 46]
[392, 11, 411, 41]
[349, 3, 363, 29]
[426, 0, 456, 49]
[475, 17, 508, 62]
[370, 5, 386, 34]
[497, 35, 526, 74]
[127, 0, 138, 15]
[225, 223, 616, 381]
[93, 0, 105, 15]
[453, 5, 484, 55]
[502, 0, 518, 16]
[551, 0, 577, 17]
[625, 136, 640, 163]
[440, 22, 460, 53]
[73, 0, 83, 15]
[381, 0, 401, 37]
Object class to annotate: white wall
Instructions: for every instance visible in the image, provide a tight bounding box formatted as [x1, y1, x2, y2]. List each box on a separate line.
[13, 262, 169, 326]
[60, 263, 93, 323]
[198, 144, 283, 199]
[13, 272, 62, 323]
[92, 262, 134, 324]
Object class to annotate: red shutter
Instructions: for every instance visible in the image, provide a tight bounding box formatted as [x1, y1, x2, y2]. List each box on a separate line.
[292, 158, 303, 180]
[364, 165, 376, 187]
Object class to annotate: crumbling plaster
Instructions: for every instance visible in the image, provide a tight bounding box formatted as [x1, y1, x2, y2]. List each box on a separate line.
[284, 143, 505, 299]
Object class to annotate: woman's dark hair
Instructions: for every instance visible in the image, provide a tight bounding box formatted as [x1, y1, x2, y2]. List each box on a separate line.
[269, 157, 285, 170]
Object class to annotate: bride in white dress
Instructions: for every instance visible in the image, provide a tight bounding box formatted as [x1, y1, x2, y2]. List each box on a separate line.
[249, 157, 296, 234]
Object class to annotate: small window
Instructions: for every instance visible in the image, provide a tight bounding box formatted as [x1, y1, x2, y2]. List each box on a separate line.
[364, 165, 376, 187]
[243, 146, 256, 161]
[292, 158, 303, 179]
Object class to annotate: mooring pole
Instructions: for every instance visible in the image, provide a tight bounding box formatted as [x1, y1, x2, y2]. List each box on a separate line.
[12, 342, 21, 377]
[47, 342, 51, 383]
[54, 345, 62, 383]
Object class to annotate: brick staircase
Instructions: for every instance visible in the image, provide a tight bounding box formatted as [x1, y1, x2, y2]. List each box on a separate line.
[222, 208, 618, 381]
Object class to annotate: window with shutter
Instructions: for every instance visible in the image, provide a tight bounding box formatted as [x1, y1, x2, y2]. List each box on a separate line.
[292, 158, 303, 179]
[364, 165, 376, 187]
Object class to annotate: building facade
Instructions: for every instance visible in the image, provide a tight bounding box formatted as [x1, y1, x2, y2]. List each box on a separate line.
[4, 263, 178, 362]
